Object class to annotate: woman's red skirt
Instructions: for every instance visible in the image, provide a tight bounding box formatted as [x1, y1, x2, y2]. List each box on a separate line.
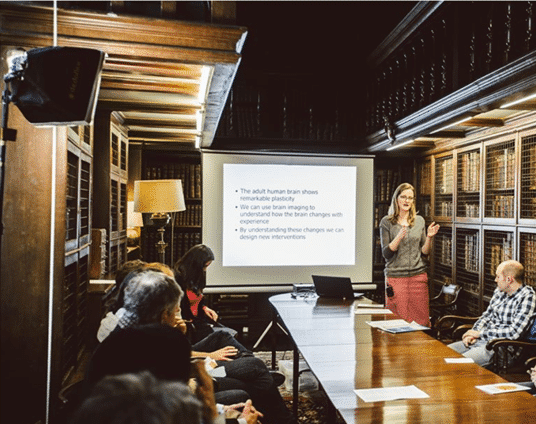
[385, 272, 430, 327]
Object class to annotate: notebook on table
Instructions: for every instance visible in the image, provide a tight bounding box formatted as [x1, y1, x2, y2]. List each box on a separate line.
[311, 275, 364, 299]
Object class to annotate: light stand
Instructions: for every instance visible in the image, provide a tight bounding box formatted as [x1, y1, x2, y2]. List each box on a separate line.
[1, 51, 25, 264]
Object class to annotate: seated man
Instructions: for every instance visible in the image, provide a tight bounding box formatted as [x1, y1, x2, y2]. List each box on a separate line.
[448, 260, 536, 366]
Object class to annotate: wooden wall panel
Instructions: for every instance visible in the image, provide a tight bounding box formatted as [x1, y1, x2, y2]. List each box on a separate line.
[0, 105, 67, 423]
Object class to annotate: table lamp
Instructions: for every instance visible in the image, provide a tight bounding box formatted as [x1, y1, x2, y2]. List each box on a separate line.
[134, 179, 186, 264]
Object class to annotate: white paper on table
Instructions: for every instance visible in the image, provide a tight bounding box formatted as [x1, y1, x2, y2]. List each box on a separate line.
[354, 385, 429, 402]
[354, 308, 393, 315]
[365, 319, 428, 333]
[357, 303, 385, 308]
[475, 383, 532, 395]
[366, 319, 409, 328]
[445, 357, 474, 363]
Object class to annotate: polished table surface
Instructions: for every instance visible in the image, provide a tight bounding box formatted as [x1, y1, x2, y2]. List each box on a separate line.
[269, 293, 536, 423]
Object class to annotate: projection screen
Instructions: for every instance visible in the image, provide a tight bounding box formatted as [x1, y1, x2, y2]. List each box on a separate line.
[202, 150, 375, 292]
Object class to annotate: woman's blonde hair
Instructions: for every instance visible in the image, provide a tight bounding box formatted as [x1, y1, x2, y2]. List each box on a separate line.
[388, 183, 417, 226]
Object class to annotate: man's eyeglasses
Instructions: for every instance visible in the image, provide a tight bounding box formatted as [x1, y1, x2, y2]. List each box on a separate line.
[399, 195, 414, 201]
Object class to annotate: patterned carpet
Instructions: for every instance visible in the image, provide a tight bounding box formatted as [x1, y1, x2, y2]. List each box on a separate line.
[255, 351, 345, 424]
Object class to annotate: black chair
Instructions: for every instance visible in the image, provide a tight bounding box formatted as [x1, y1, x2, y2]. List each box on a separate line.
[485, 318, 536, 381]
[429, 283, 462, 328]
[436, 315, 536, 381]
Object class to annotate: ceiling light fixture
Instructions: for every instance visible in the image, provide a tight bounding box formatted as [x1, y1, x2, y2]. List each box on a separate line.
[501, 93, 536, 109]
[430, 116, 473, 134]
[386, 139, 414, 151]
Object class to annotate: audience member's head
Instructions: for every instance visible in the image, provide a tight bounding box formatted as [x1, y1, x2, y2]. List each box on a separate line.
[174, 244, 214, 293]
[73, 371, 202, 424]
[105, 260, 148, 314]
[115, 259, 148, 285]
[88, 324, 192, 387]
[146, 262, 175, 277]
[500, 260, 525, 284]
[121, 270, 183, 326]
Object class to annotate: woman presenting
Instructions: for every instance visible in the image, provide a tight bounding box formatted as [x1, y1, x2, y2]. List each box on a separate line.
[380, 183, 440, 326]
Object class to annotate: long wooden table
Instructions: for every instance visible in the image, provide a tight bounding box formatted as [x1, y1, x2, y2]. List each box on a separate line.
[269, 293, 536, 423]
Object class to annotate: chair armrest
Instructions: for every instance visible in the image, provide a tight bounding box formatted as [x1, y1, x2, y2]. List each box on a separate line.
[452, 324, 473, 340]
[486, 338, 536, 352]
[430, 292, 442, 302]
[435, 315, 478, 329]
[525, 356, 536, 369]
[435, 315, 478, 340]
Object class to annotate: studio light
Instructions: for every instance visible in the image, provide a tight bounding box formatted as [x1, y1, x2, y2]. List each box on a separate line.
[3, 46, 106, 126]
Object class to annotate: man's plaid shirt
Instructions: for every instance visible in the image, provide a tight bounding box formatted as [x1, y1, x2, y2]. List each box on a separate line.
[473, 285, 536, 341]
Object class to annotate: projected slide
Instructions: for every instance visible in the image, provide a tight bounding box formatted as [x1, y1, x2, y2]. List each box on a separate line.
[222, 164, 356, 266]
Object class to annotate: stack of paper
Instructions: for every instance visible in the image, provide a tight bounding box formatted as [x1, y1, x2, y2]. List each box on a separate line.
[366, 319, 429, 333]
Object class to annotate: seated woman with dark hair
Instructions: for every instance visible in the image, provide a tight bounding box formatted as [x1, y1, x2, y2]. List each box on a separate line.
[173, 244, 225, 343]
[96, 269, 293, 424]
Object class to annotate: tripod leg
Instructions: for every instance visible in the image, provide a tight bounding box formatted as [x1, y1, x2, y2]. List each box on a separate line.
[253, 320, 273, 350]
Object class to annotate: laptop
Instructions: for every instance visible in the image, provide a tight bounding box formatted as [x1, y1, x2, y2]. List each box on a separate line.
[311, 275, 364, 300]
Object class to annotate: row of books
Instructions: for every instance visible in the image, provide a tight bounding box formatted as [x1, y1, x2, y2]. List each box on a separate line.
[174, 204, 202, 227]
[458, 202, 480, 218]
[141, 231, 202, 264]
[459, 151, 480, 192]
[522, 143, 536, 189]
[487, 195, 515, 218]
[375, 169, 402, 202]
[523, 235, 536, 286]
[373, 204, 390, 228]
[488, 235, 513, 277]
[488, 147, 515, 190]
[144, 163, 202, 199]
[436, 235, 453, 266]
[418, 162, 432, 195]
[436, 157, 454, 194]
[373, 238, 384, 264]
[436, 201, 453, 217]
[462, 233, 479, 273]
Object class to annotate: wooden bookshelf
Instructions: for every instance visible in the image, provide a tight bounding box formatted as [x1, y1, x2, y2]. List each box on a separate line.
[93, 112, 128, 276]
[413, 117, 536, 316]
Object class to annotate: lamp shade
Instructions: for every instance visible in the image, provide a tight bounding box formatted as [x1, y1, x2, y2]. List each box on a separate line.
[134, 180, 186, 213]
[127, 201, 144, 227]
